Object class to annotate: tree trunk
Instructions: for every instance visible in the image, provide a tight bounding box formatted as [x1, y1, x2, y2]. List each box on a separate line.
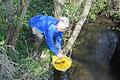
[6, 27, 19, 47]
[53, 0, 65, 17]
[0, 0, 2, 22]
[63, 0, 94, 54]
[5, 0, 30, 48]
[0, 0, 2, 5]
[5, 0, 15, 47]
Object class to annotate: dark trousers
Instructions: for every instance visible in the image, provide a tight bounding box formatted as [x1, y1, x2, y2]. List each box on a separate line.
[33, 32, 44, 59]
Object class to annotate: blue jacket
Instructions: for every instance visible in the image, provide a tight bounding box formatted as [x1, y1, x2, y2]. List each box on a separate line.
[28, 15, 63, 55]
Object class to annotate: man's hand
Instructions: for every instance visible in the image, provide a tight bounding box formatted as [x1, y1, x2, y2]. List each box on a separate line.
[56, 50, 63, 58]
[56, 53, 63, 58]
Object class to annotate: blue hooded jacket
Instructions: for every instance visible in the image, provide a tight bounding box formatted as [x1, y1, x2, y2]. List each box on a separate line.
[28, 15, 62, 55]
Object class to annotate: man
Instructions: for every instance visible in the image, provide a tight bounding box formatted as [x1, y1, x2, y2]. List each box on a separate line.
[28, 15, 69, 58]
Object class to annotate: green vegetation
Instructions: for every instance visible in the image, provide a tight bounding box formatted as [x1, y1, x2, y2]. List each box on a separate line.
[62, 2, 80, 22]
[0, 0, 120, 79]
[111, 11, 120, 21]
[88, 0, 108, 20]
[109, 0, 120, 22]
[0, 0, 53, 79]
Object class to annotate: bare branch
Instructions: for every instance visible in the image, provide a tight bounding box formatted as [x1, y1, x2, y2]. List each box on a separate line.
[18, 0, 30, 28]
[17, 0, 21, 13]
[53, 0, 66, 17]
[63, 0, 94, 54]
[0, 0, 2, 5]
[78, 0, 84, 7]
[4, 0, 14, 21]
[5, 45, 19, 54]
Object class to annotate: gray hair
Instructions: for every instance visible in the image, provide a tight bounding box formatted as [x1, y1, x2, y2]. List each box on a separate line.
[59, 17, 69, 29]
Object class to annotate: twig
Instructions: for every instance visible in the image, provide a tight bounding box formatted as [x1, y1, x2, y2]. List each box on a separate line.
[5, 45, 19, 54]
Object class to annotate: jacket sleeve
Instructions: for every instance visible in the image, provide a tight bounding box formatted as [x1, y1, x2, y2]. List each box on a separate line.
[44, 25, 58, 55]
[56, 32, 63, 50]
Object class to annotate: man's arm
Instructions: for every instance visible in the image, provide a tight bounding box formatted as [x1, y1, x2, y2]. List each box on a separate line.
[44, 26, 58, 55]
[56, 32, 63, 50]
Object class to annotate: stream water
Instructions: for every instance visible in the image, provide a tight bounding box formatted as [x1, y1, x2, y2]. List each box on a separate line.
[66, 17, 119, 80]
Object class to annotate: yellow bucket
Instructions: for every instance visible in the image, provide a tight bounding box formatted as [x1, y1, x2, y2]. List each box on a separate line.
[52, 55, 72, 71]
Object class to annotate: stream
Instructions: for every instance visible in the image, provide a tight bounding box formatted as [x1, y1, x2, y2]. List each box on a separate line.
[66, 17, 119, 80]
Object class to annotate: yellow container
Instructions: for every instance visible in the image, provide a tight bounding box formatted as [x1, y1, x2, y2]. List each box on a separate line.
[52, 55, 72, 71]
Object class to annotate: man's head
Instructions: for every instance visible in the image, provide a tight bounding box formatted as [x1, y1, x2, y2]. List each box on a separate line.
[57, 17, 69, 32]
